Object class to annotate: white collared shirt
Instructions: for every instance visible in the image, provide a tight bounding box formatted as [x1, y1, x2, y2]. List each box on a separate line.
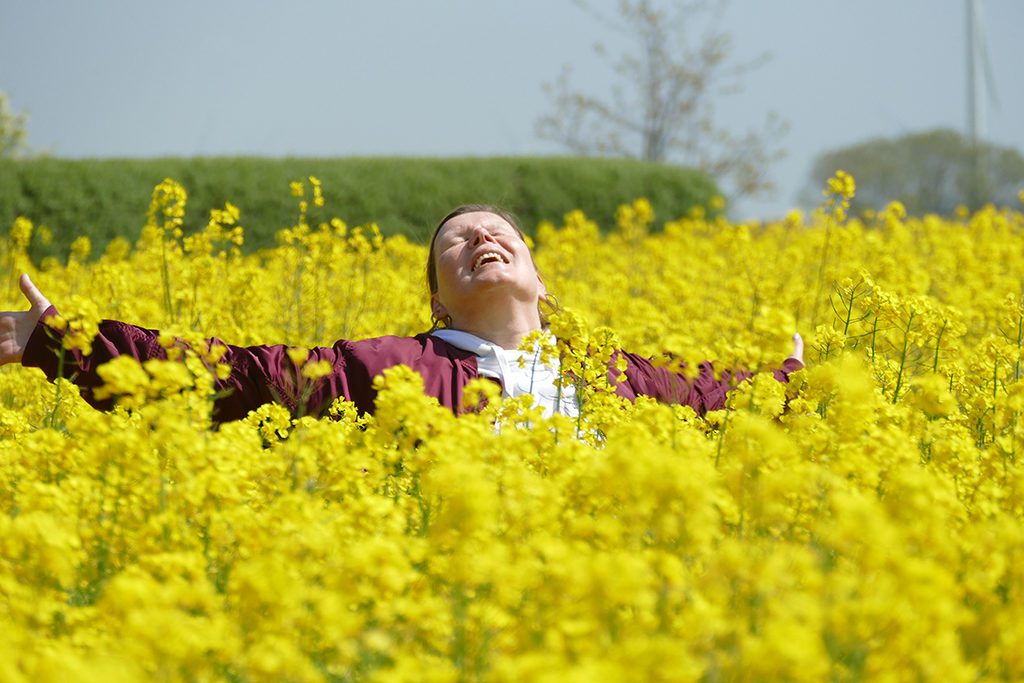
[431, 329, 579, 418]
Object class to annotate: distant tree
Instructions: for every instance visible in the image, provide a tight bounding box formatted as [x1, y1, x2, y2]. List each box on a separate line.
[535, 0, 787, 198]
[805, 129, 1024, 215]
[0, 91, 32, 159]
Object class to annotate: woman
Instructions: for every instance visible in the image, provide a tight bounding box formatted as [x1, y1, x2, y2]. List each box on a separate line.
[0, 205, 804, 422]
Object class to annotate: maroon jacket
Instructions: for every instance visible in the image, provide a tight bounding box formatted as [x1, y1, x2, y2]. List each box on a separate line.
[23, 306, 801, 423]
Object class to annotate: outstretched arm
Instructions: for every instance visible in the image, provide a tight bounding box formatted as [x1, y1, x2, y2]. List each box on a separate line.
[787, 332, 805, 369]
[10, 274, 357, 421]
[618, 332, 805, 415]
[0, 274, 52, 366]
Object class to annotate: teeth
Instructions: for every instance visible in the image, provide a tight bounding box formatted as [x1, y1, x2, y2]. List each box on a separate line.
[473, 252, 505, 271]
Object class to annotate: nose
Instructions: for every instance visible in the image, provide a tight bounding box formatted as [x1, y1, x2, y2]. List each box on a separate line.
[470, 226, 497, 246]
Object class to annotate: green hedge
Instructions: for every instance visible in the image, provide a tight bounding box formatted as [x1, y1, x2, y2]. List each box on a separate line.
[0, 156, 719, 259]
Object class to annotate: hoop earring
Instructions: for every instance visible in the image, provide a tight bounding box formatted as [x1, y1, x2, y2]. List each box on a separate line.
[430, 313, 452, 332]
[539, 293, 561, 327]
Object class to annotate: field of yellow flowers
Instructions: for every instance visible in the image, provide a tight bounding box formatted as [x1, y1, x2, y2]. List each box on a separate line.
[2, 175, 1024, 682]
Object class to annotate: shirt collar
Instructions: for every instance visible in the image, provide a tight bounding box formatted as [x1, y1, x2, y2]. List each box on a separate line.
[430, 328, 501, 356]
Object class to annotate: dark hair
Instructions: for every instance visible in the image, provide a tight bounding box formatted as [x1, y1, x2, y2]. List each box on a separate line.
[426, 204, 527, 296]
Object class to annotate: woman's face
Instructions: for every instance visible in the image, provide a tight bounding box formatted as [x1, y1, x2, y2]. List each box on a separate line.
[431, 211, 545, 324]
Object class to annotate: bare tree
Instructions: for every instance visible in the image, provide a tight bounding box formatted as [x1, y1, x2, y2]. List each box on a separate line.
[536, 0, 786, 197]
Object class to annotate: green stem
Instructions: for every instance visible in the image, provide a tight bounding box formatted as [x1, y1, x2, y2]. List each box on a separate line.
[991, 359, 999, 446]
[891, 311, 915, 404]
[993, 359, 999, 402]
[813, 220, 834, 326]
[933, 320, 947, 373]
[292, 249, 303, 338]
[555, 350, 564, 415]
[869, 315, 879, 363]
[715, 408, 731, 469]
[161, 238, 175, 323]
[48, 345, 66, 430]
[1016, 314, 1023, 381]
[841, 296, 854, 336]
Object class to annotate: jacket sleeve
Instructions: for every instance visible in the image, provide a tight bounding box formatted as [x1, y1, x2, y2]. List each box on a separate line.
[618, 350, 803, 415]
[20, 305, 360, 423]
[22, 306, 171, 413]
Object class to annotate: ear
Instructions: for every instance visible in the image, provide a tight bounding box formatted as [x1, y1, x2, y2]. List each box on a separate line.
[430, 294, 449, 321]
[537, 274, 548, 302]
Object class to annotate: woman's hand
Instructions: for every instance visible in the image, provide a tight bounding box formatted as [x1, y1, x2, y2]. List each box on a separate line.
[0, 274, 52, 366]
[787, 332, 805, 369]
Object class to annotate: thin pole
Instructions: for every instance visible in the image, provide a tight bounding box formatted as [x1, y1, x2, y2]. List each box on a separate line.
[966, 0, 988, 208]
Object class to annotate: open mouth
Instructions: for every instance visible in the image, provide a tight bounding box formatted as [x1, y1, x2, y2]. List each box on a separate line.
[472, 251, 508, 272]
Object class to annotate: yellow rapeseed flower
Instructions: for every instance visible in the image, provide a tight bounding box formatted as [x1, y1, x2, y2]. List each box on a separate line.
[2, 177, 1023, 681]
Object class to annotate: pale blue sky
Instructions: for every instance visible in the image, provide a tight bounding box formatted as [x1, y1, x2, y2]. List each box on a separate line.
[2, 0, 1021, 219]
